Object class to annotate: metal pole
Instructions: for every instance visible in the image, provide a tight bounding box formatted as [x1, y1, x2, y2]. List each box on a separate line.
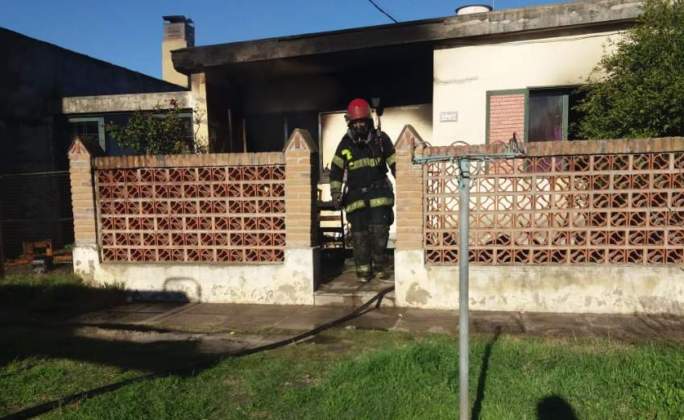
[458, 158, 470, 420]
[0, 219, 4, 278]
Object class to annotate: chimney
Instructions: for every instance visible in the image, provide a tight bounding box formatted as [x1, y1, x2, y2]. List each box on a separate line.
[455, 4, 493, 15]
[162, 15, 194, 88]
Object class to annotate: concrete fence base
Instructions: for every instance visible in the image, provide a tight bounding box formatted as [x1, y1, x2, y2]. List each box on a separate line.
[395, 249, 684, 314]
[68, 130, 320, 305]
[74, 245, 317, 304]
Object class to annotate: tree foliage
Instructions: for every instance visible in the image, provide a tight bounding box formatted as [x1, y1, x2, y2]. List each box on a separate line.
[577, 0, 684, 139]
[106, 99, 202, 155]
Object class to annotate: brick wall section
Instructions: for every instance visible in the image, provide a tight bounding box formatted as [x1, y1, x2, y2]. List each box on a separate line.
[488, 93, 526, 143]
[395, 125, 426, 250]
[68, 138, 100, 246]
[70, 131, 319, 265]
[284, 129, 318, 248]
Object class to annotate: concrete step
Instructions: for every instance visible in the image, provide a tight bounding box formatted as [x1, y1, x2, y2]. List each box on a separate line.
[314, 288, 396, 308]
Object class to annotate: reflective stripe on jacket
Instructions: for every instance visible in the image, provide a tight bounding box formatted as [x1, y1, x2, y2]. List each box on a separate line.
[329, 131, 396, 213]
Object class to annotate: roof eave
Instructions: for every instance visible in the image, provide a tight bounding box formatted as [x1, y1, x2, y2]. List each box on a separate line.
[172, 0, 642, 73]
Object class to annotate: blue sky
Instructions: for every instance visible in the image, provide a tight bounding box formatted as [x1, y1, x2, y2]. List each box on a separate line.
[1, 0, 565, 78]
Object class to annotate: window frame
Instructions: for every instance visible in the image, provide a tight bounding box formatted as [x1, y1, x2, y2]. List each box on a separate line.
[67, 117, 105, 150]
[486, 86, 582, 144]
[526, 86, 572, 143]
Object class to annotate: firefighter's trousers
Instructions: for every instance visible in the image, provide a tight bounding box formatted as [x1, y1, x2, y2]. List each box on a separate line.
[347, 204, 393, 280]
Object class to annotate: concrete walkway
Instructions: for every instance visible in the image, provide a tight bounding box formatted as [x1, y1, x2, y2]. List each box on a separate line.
[73, 300, 684, 345]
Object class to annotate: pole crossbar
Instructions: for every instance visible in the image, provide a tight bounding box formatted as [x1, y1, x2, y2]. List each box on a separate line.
[413, 152, 523, 164]
[412, 137, 527, 165]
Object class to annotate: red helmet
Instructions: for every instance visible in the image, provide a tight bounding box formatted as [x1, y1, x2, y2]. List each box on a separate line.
[346, 98, 371, 121]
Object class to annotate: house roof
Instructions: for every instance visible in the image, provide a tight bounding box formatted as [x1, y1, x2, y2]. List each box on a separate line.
[172, 0, 642, 74]
[0, 27, 183, 92]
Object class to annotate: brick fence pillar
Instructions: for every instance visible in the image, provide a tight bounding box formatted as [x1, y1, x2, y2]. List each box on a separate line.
[393, 125, 430, 307]
[395, 125, 425, 251]
[68, 138, 102, 280]
[284, 129, 318, 248]
[283, 129, 319, 301]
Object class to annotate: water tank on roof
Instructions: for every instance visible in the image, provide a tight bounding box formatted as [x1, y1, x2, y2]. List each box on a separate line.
[455, 4, 493, 15]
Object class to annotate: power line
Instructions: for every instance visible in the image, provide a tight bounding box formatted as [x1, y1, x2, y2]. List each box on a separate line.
[366, 0, 399, 23]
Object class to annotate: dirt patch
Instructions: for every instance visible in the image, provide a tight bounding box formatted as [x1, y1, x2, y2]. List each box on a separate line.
[309, 334, 355, 355]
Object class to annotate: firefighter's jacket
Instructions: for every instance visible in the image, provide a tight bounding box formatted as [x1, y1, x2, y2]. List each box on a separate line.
[329, 131, 396, 214]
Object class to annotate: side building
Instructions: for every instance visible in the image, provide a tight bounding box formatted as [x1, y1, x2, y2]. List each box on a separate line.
[0, 27, 186, 258]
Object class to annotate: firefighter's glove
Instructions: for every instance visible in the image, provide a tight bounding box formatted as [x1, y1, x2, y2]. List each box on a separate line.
[331, 191, 343, 210]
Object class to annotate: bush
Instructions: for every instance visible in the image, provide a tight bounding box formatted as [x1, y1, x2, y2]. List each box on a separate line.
[106, 99, 203, 155]
[577, 0, 684, 139]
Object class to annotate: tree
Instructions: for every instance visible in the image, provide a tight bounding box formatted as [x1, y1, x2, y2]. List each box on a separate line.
[576, 0, 684, 139]
[106, 99, 205, 155]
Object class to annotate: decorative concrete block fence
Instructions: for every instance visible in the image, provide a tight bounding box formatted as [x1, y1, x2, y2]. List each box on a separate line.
[394, 126, 684, 314]
[68, 129, 318, 304]
[69, 124, 684, 314]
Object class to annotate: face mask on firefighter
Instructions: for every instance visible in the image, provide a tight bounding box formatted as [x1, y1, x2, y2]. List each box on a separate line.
[349, 118, 372, 144]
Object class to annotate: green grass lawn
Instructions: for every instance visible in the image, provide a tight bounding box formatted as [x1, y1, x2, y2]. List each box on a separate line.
[1, 273, 683, 419]
[1, 329, 682, 419]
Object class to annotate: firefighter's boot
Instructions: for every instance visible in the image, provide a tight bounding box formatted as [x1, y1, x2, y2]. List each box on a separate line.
[351, 231, 372, 282]
[369, 224, 391, 279]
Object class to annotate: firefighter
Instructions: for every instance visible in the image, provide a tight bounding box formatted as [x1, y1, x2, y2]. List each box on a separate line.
[330, 98, 396, 282]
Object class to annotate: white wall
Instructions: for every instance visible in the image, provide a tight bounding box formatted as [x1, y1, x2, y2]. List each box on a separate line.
[432, 31, 623, 146]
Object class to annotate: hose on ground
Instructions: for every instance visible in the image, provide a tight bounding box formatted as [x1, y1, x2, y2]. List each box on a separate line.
[2, 286, 395, 420]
